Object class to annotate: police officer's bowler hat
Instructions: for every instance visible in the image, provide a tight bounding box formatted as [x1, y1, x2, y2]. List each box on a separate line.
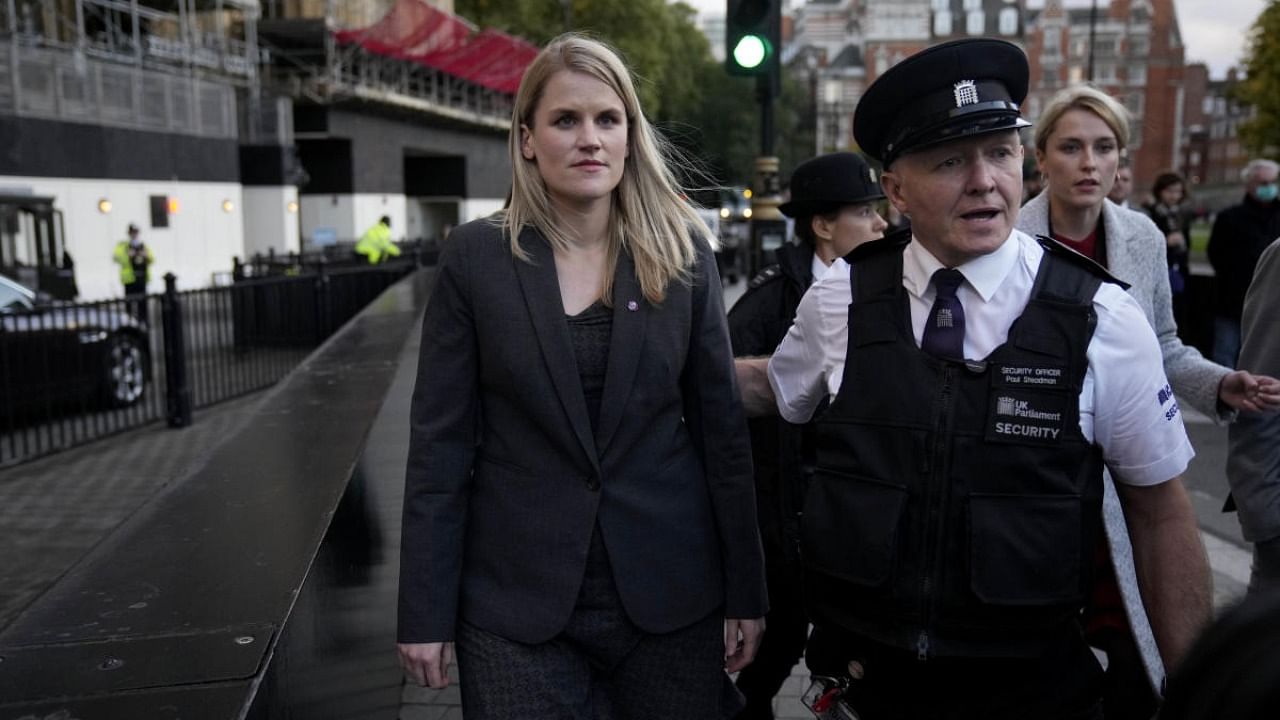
[854, 38, 1032, 168]
[778, 152, 885, 218]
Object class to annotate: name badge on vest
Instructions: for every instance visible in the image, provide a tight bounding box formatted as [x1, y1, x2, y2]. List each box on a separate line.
[994, 363, 1066, 389]
[986, 389, 1071, 445]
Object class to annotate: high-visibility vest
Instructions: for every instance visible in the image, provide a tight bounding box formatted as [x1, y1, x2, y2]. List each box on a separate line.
[355, 222, 401, 264]
[113, 240, 154, 285]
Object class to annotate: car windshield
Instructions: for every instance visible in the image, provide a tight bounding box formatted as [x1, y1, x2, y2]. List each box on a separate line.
[0, 278, 35, 313]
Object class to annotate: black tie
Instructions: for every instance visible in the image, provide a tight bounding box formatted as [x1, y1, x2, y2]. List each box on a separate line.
[921, 269, 966, 359]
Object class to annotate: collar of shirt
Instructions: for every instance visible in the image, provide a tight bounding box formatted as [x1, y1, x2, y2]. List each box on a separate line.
[811, 254, 832, 284]
[902, 231, 1019, 304]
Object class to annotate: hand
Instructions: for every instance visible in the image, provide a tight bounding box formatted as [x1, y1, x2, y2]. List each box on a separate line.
[1166, 231, 1186, 250]
[398, 641, 454, 688]
[724, 617, 765, 673]
[1218, 371, 1280, 414]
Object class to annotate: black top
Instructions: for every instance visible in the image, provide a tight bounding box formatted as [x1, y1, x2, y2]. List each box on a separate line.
[567, 299, 613, 433]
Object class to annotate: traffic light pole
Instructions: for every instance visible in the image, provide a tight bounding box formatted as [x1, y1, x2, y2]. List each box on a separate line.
[748, 73, 786, 279]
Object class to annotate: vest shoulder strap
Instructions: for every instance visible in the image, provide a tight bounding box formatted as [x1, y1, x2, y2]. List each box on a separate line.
[845, 229, 911, 304]
[1034, 233, 1126, 297]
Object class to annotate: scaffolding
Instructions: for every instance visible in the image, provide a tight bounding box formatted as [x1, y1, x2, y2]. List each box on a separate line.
[0, 0, 521, 142]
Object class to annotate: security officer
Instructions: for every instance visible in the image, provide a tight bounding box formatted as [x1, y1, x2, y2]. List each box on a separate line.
[727, 153, 886, 720]
[112, 222, 153, 322]
[355, 215, 401, 264]
[751, 39, 1210, 718]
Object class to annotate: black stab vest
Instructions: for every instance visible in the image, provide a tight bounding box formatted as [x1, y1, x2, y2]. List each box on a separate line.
[802, 236, 1108, 659]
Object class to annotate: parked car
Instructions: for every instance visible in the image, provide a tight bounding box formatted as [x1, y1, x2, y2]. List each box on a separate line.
[0, 275, 149, 412]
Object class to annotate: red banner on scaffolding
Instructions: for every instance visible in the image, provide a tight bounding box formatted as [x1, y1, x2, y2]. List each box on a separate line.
[332, 0, 538, 94]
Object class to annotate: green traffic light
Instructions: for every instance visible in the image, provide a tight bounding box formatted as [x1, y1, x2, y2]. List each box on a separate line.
[733, 34, 768, 69]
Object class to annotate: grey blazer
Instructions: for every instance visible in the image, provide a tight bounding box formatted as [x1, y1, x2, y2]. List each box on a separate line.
[398, 218, 767, 645]
[1018, 193, 1233, 697]
[1228, 240, 1280, 543]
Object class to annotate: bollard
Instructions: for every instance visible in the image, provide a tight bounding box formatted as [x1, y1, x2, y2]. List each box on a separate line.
[161, 273, 193, 428]
[313, 256, 332, 344]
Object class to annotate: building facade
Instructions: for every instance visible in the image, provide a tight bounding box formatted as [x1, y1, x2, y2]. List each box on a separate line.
[1024, 0, 1185, 193]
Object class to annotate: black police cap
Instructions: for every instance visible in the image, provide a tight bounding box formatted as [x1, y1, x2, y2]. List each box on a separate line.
[779, 152, 885, 218]
[854, 38, 1032, 168]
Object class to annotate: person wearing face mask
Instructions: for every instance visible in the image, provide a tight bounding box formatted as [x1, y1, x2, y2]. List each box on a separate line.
[1207, 159, 1280, 368]
[726, 152, 886, 720]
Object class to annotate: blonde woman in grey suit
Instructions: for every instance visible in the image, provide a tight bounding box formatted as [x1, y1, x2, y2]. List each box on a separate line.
[396, 34, 766, 720]
[1018, 83, 1280, 716]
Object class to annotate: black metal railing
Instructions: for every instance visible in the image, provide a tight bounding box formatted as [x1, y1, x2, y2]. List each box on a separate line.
[0, 259, 417, 467]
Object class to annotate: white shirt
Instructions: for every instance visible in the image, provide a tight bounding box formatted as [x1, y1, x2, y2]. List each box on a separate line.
[767, 230, 1193, 487]
[811, 254, 832, 284]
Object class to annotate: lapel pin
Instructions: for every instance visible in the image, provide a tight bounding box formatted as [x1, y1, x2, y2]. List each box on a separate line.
[627, 300, 638, 311]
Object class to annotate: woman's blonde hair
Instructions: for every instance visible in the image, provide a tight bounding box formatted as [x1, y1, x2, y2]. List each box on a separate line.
[498, 33, 711, 305]
[1033, 83, 1131, 152]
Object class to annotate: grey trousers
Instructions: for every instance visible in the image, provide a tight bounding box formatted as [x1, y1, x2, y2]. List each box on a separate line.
[455, 530, 743, 720]
[1249, 535, 1280, 596]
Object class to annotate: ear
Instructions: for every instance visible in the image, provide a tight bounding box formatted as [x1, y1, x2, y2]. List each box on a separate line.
[520, 124, 535, 161]
[881, 169, 910, 218]
[811, 214, 835, 242]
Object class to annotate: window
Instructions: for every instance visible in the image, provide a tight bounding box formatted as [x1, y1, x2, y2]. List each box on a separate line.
[1131, 2, 1151, 25]
[932, 0, 949, 11]
[999, 8, 1018, 36]
[1043, 31, 1060, 55]
[1129, 35, 1149, 57]
[1126, 91, 1145, 117]
[1095, 63, 1117, 83]
[963, 0, 981, 9]
[966, 10, 984, 35]
[934, 10, 953, 35]
[1129, 64, 1146, 86]
[149, 195, 170, 228]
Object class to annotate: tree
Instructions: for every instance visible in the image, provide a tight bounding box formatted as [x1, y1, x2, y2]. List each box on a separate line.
[1233, 0, 1280, 156]
[453, 0, 809, 187]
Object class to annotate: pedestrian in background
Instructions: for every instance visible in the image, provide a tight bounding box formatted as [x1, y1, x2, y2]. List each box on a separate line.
[1146, 171, 1192, 327]
[1207, 158, 1280, 368]
[1227, 238, 1280, 596]
[1107, 155, 1133, 208]
[743, 39, 1211, 719]
[112, 222, 152, 322]
[355, 215, 401, 264]
[1019, 83, 1279, 719]
[727, 151, 886, 720]
[396, 33, 766, 720]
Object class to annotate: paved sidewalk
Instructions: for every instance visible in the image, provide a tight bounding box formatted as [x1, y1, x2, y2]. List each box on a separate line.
[0, 275, 1257, 720]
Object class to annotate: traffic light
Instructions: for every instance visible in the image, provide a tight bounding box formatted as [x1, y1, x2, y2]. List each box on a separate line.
[725, 0, 780, 77]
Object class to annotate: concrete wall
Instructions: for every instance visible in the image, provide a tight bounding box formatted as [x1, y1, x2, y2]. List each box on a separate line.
[242, 186, 301, 258]
[299, 192, 410, 247]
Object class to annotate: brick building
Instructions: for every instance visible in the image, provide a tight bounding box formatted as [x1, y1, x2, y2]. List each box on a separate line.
[1024, 0, 1185, 192]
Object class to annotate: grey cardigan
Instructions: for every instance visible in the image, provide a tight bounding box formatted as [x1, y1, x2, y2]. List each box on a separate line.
[1018, 192, 1233, 698]
[1019, 191, 1231, 420]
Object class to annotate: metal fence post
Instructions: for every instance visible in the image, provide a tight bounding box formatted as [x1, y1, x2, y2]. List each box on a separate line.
[161, 272, 193, 428]
[314, 256, 331, 343]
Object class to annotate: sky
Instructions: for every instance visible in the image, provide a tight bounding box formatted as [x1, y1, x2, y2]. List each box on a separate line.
[681, 0, 1267, 78]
